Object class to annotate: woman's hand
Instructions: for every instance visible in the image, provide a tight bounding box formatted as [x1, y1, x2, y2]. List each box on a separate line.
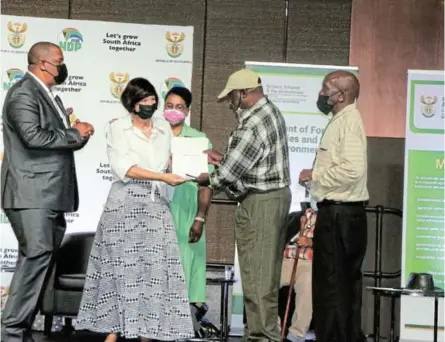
[161, 173, 187, 186]
[189, 220, 204, 243]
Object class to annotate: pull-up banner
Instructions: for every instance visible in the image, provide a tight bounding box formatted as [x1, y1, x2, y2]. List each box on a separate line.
[0, 14, 194, 330]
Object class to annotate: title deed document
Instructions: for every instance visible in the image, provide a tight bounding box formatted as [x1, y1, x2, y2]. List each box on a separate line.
[171, 137, 209, 178]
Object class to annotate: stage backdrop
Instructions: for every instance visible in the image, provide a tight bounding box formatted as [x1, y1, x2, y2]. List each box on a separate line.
[229, 62, 358, 335]
[0, 15, 193, 329]
[400, 70, 444, 342]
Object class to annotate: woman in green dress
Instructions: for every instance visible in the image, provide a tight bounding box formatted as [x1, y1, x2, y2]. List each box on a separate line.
[163, 86, 213, 308]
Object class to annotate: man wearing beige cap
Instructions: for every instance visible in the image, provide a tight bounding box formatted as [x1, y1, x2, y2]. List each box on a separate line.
[195, 68, 291, 342]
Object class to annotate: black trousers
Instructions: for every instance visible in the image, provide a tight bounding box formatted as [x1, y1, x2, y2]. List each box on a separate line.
[1, 209, 66, 342]
[312, 202, 367, 342]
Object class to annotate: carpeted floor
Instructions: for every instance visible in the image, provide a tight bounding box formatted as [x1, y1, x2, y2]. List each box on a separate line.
[30, 331, 243, 342]
[29, 331, 380, 342]
[28, 331, 325, 342]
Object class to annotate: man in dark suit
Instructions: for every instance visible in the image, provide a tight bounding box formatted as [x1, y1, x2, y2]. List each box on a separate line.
[0, 41, 94, 342]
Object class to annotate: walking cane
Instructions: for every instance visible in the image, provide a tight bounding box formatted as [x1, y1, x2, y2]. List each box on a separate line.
[280, 214, 307, 342]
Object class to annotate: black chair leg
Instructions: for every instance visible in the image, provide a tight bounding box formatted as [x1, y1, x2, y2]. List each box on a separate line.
[62, 317, 75, 336]
[44, 315, 53, 336]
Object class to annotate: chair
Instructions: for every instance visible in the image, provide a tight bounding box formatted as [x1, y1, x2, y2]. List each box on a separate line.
[40, 231, 95, 335]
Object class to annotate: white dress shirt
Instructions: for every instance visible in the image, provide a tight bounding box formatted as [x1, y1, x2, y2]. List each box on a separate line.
[106, 115, 173, 201]
[27, 71, 69, 128]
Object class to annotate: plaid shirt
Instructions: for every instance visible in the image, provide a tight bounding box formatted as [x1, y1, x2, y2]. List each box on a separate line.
[209, 96, 290, 199]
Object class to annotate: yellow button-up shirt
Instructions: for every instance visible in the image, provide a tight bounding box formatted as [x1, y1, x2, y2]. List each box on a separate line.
[311, 103, 369, 202]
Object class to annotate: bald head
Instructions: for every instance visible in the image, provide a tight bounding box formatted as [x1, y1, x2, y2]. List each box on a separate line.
[324, 70, 360, 101]
[27, 42, 61, 65]
[317, 70, 360, 115]
[27, 41, 65, 88]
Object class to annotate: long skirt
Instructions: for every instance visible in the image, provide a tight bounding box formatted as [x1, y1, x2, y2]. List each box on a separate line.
[75, 180, 195, 340]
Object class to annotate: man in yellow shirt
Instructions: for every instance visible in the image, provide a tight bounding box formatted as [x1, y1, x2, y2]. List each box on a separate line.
[299, 70, 369, 342]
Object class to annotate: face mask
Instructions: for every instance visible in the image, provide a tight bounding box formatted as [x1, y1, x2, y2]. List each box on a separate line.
[229, 104, 243, 122]
[44, 61, 68, 85]
[136, 104, 156, 120]
[163, 109, 186, 125]
[229, 103, 243, 114]
[316, 95, 334, 115]
[229, 91, 242, 111]
[54, 63, 68, 85]
[228, 92, 244, 120]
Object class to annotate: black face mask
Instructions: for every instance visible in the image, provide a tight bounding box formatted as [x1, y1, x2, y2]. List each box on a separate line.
[44, 61, 68, 85]
[229, 91, 242, 110]
[54, 64, 68, 85]
[316, 94, 334, 115]
[229, 90, 244, 118]
[136, 104, 156, 120]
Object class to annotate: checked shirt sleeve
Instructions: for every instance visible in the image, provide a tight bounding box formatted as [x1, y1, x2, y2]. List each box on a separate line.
[210, 127, 262, 189]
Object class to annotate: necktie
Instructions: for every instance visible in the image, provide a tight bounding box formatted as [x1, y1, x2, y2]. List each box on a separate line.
[54, 95, 69, 127]
[54, 95, 64, 112]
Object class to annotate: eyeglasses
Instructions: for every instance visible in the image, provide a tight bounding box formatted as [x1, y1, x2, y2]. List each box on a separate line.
[165, 103, 187, 112]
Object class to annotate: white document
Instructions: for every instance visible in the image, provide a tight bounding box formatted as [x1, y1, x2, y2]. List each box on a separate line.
[171, 137, 209, 178]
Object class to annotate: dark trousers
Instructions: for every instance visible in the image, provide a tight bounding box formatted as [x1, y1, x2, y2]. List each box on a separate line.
[312, 202, 367, 342]
[1, 209, 66, 342]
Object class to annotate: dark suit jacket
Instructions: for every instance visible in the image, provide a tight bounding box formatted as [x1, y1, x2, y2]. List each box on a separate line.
[1, 73, 87, 212]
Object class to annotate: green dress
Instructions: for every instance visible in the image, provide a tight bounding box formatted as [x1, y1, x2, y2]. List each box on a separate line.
[170, 124, 214, 303]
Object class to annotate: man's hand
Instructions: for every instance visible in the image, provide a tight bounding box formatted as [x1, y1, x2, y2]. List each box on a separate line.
[194, 173, 210, 186]
[189, 220, 204, 243]
[73, 121, 95, 138]
[204, 149, 223, 166]
[299, 169, 313, 186]
[296, 236, 312, 248]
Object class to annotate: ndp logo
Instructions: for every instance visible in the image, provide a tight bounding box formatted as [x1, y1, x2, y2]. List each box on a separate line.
[58, 28, 83, 52]
[2, 68, 25, 91]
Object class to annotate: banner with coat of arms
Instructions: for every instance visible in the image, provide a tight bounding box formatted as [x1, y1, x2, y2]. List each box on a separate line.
[0, 15, 194, 328]
[400, 70, 444, 342]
